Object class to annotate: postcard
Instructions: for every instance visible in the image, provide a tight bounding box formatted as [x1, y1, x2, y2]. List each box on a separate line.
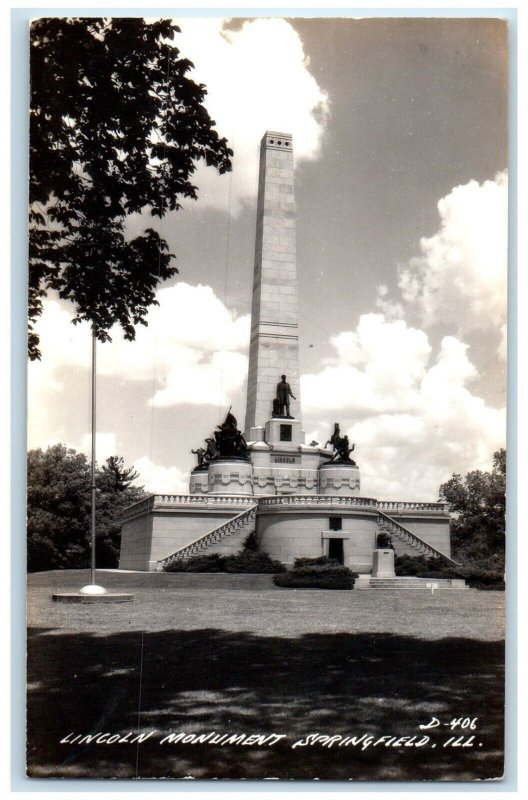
[26, 14, 508, 782]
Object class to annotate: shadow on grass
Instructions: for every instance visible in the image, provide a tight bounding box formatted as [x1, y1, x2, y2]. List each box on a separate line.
[27, 627, 504, 781]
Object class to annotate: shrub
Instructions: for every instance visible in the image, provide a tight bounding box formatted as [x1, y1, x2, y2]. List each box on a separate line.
[419, 570, 465, 580]
[242, 531, 259, 552]
[293, 556, 341, 568]
[394, 554, 505, 590]
[457, 566, 505, 591]
[274, 564, 356, 590]
[163, 550, 286, 574]
[223, 552, 286, 574]
[164, 553, 224, 573]
[394, 555, 432, 576]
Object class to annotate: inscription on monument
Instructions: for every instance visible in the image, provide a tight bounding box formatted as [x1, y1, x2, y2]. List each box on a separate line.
[273, 455, 300, 465]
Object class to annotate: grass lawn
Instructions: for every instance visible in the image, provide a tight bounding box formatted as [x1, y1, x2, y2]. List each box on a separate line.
[27, 570, 505, 782]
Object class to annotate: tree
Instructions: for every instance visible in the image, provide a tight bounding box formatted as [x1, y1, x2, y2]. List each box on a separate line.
[95, 456, 145, 567]
[29, 18, 233, 359]
[98, 456, 142, 493]
[27, 444, 146, 571]
[439, 449, 506, 564]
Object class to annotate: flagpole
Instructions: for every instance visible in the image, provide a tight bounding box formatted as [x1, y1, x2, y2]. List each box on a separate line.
[90, 326, 97, 586]
[54, 325, 131, 602]
[80, 326, 107, 595]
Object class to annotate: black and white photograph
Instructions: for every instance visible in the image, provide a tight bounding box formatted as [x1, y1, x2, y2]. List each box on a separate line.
[25, 12, 509, 782]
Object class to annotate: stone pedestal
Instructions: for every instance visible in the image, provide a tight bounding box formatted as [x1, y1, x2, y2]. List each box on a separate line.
[371, 549, 396, 578]
[247, 426, 265, 443]
[208, 459, 253, 496]
[265, 417, 304, 446]
[189, 467, 209, 495]
[248, 440, 271, 467]
[318, 462, 360, 496]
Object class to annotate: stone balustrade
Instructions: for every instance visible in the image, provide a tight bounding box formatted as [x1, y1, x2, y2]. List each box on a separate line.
[123, 493, 450, 521]
[155, 494, 255, 506]
[122, 493, 256, 520]
[377, 500, 449, 515]
[257, 495, 378, 509]
[378, 510, 459, 565]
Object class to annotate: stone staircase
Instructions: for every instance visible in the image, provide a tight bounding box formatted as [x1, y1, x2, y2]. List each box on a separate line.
[377, 510, 460, 566]
[157, 503, 258, 572]
[355, 576, 468, 591]
[354, 512, 467, 590]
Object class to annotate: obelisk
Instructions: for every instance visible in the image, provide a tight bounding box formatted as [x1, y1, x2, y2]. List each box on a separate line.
[244, 132, 302, 441]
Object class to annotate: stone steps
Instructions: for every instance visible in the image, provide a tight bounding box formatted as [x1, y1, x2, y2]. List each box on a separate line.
[355, 577, 468, 590]
[377, 510, 460, 566]
[157, 504, 258, 570]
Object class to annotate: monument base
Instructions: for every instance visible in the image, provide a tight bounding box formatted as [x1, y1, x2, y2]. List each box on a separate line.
[318, 461, 361, 496]
[265, 417, 304, 446]
[208, 458, 253, 496]
[371, 549, 396, 578]
[189, 467, 209, 495]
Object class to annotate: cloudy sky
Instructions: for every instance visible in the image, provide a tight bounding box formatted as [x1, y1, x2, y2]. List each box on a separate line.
[28, 15, 508, 501]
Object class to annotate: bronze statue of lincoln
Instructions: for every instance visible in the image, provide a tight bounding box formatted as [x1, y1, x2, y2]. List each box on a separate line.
[275, 374, 296, 417]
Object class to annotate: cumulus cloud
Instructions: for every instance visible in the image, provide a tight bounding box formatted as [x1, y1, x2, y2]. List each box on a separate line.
[396, 172, 508, 341]
[305, 172, 508, 498]
[95, 283, 250, 408]
[302, 314, 431, 414]
[79, 433, 118, 463]
[42, 433, 118, 464]
[498, 323, 507, 362]
[302, 313, 505, 500]
[150, 350, 247, 408]
[27, 284, 250, 450]
[133, 456, 189, 495]
[173, 17, 329, 212]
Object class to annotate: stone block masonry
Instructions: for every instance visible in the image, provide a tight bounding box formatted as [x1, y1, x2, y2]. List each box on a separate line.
[118, 128, 454, 579]
[245, 132, 302, 434]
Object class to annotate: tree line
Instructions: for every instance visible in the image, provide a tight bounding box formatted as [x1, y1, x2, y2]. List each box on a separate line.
[439, 448, 506, 571]
[27, 445, 145, 572]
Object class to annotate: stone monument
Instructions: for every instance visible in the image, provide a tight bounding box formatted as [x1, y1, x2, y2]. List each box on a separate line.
[118, 131, 455, 584]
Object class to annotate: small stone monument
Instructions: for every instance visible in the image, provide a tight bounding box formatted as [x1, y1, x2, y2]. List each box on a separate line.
[371, 549, 396, 579]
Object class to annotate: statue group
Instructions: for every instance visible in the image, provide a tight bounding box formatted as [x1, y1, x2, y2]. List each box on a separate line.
[325, 423, 357, 465]
[192, 409, 248, 467]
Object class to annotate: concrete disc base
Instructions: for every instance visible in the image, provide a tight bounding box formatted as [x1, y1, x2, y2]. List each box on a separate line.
[79, 583, 107, 595]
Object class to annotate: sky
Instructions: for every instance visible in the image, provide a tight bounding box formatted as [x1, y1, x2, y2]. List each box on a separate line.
[27, 15, 509, 501]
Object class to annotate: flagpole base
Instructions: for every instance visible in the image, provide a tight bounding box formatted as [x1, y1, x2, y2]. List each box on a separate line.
[52, 591, 133, 603]
[79, 584, 107, 595]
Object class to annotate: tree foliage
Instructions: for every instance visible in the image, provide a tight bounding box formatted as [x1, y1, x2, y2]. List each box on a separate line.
[29, 17, 233, 359]
[439, 449, 506, 564]
[27, 444, 146, 572]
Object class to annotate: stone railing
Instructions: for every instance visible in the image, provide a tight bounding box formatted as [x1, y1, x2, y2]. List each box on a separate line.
[154, 494, 254, 507]
[257, 495, 379, 509]
[157, 504, 258, 570]
[121, 495, 156, 520]
[378, 501, 449, 515]
[122, 494, 255, 521]
[122, 494, 450, 521]
[378, 510, 459, 566]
